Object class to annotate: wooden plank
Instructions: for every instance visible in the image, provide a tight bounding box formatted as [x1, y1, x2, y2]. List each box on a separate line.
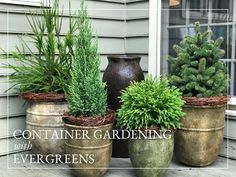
[60, 0, 126, 19]
[0, 137, 28, 156]
[0, 77, 11, 95]
[125, 37, 148, 54]
[126, 0, 148, 3]
[0, 34, 125, 54]
[0, 116, 26, 139]
[0, 0, 41, 7]
[0, 96, 27, 118]
[126, 1, 149, 20]
[0, 0, 126, 20]
[227, 97, 236, 110]
[0, 12, 125, 37]
[224, 116, 236, 139]
[126, 19, 149, 36]
[220, 138, 236, 159]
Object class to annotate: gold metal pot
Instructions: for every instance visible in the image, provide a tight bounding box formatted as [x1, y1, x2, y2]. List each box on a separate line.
[175, 104, 226, 166]
[64, 123, 113, 177]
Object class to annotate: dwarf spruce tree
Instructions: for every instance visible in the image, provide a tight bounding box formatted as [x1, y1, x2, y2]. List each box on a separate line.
[68, 1, 107, 117]
[169, 22, 228, 97]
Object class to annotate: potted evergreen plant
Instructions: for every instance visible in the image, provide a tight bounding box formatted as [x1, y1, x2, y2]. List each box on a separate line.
[169, 22, 229, 166]
[117, 76, 185, 177]
[1, 0, 75, 160]
[62, 1, 115, 177]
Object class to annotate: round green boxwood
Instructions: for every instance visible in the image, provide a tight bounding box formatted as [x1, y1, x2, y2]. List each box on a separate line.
[117, 76, 185, 130]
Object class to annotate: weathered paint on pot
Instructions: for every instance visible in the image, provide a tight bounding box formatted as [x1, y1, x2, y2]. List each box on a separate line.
[64, 123, 113, 177]
[175, 104, 226, 166]
[26, 102, 68, 159]
[128, 133, 174, 177]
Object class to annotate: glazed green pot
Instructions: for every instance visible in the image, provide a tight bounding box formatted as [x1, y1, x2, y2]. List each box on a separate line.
[128, 132, 174, 177]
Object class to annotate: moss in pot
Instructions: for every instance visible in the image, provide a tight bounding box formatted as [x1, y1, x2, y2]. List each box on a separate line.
[117, 76, 185, 177]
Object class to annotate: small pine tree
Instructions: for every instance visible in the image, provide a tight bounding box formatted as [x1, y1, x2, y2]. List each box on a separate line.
[1, 0, 76, 94]
[68, 1, 107, 117]
[169, 22, 228, 97]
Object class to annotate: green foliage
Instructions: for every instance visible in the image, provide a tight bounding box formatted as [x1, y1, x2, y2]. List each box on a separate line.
[169, 22, 228, 97]
[1, 0, 76, 94]
[117, 76, 185, 130]
[68, 1, 107, 117]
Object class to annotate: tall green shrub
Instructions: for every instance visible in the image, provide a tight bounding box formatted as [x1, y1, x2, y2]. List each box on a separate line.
[169, 22, 228, 97]
[68, 1, 106, 117]
[1, 0, 76, 94]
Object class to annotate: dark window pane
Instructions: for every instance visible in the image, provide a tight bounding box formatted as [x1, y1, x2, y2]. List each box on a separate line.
[168, 28, 187, 57]
[167, 0, 187, 26]
[211, 0, 233, 23]
[224, 62, 231, 95]
[188, 0, 208, 24]
[234, 63, 236, 95]
[210, 26, 231, 59]
[212, 0, 231, 14]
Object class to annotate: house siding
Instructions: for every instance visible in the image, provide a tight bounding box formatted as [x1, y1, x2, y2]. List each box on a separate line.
[125, 0, 149, 72]
[0, 0, 149, 155]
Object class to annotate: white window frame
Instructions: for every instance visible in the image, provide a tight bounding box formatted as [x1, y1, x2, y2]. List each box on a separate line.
[148, 0, 162, 77]
[0, 0, 45, 6]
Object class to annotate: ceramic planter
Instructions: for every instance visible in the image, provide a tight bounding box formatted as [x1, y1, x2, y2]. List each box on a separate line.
[64, 123, 113, 177]
[26, 101, 68, 160]
[129, 132, 174, 177]
[103, 55, 144, 158]
[175, 104, 226, 166]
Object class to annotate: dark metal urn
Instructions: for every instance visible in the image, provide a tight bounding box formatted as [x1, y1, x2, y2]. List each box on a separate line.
[103, 55, 144, 158]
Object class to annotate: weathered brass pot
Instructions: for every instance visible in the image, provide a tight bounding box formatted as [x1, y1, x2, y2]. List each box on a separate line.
[175, 104, 226, 166]
[64, 123, 113, 177]
[26, 102, 68, 159]
[129, 132, 174, 177]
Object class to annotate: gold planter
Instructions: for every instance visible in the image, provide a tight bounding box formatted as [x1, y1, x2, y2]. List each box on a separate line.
[64, 123, 113, 177]
[175, 104, 226, 166]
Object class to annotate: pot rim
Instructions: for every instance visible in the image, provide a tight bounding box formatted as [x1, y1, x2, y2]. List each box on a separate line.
[62, 109, 115, 126]
[184, 104, 227, 109]
[64, 122, 113, 129]
[182, 95, 229, 106]
[117, 126, 175, 133]
[108, 55, 140, 60]
[20, 92, 66, 102]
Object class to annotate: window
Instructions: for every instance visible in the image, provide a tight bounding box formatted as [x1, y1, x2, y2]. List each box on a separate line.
[161, 0, 235, 95]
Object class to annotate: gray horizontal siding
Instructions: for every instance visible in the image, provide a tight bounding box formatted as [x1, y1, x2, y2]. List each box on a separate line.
[0, 12, 126, 37]
[125, 0, 149, 71]
[0, 96, 27, 118]
[0, 0, 149, 155]
[126, 0, 149, 20]
[0, 116, 25, 139]
[220, 109, 236, 159]
[220, 138, 236, 159]
[0, 137, 28, 156]
[0, 0, 126, 20]
[126, 19, 148, 36]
